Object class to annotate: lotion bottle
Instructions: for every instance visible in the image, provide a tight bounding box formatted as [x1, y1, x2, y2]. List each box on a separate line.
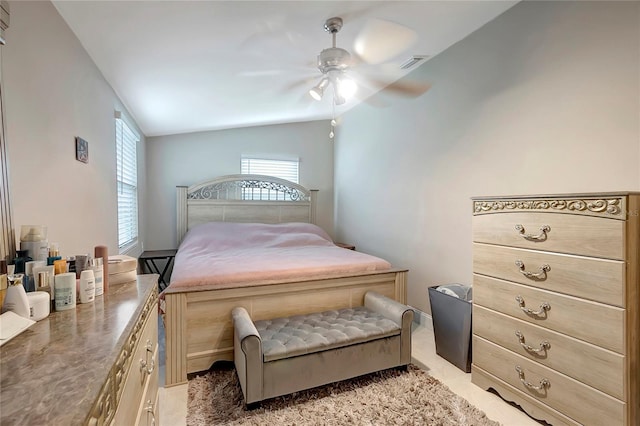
[54, 273, 76, 311]
[79, 269, 95, 304]
[93, 258, 104, 296]
[2, 274, 30, 318]
[94, 245, 108, 293]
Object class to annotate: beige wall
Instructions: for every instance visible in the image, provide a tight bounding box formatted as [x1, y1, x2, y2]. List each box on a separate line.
[334, 1, 640, 314]
[145, 120, 334, 250]
[2, 1, 146, 258]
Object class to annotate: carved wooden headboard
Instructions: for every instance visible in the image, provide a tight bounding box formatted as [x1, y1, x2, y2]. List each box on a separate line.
[176, 174, 318, 244]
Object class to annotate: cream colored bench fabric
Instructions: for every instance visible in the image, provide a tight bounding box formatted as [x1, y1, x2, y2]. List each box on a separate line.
[232, 291, 413, 405]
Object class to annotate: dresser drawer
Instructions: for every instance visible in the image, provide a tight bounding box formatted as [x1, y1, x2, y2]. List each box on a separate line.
[474, 305, 625, 400]
[473, 336, 625, 426]
[474, 275, 624, 353]
[473, 243, 625, 306]
[472, 212, 625, 259]
[112, 308, 158, 425]
[136, 344, 159, 426]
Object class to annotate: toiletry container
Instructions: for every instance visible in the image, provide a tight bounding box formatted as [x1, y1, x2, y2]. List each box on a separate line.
[47, 256, 61, 266]
[2, 275, 30, 318]
[13, 250, 32, 274]
[0, 260, 7, 309]
[19, 225, 49, 261]
[93, 258, 104, 296]
[48, 242, 59, 258]
[26, 291, 50, 321]
[34, 267, 54, 310]
[54, 273, 76, 311]
[24, 260, 46, 293]
[95, 245, 108, 293]
[79, 269, 95, 304]
[75, 255, 88, 278]
[33, 265, 54, 289]
[53, 259, 67, 275]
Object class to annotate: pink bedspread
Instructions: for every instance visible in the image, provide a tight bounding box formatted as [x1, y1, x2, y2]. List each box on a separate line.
[163, 222, 392, 293]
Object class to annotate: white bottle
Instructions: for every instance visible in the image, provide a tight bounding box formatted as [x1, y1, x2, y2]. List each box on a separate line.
[79, 269, 95, 304]
[2, 275, 30, 318]
[54, 273, 76, 311]
[93, 258, 104, 296]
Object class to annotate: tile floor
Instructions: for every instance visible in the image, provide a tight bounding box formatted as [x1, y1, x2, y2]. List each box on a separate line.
[158, 321, 542, 425]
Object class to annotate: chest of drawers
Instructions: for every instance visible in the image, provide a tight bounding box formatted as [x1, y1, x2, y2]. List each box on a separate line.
[471, 193, 639, 426]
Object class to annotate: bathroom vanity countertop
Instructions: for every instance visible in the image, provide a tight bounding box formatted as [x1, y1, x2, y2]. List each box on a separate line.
[0, 274, 158, 426]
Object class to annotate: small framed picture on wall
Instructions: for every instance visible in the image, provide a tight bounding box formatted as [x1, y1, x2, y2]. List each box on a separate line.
[76, 137, 88, 163]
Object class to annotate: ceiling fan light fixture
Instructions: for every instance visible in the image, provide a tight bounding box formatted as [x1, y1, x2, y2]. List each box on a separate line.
[309, 77, 329, 101]
[336, 75, 357, 100]
[333, 90, 346, 106]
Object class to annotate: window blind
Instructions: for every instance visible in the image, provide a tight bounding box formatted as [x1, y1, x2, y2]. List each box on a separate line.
[116, 117, 139, 251]
[241, 157, 299, 184]
[240, 157, 299, 201]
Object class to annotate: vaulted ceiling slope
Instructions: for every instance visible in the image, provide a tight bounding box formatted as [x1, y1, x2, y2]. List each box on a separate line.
[53, 1, 517, 137]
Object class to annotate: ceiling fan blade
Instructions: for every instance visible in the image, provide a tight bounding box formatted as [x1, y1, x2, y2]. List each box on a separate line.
[238, 13, 312, 62]
[240, 30, 307, 54]
[369, 77, 432, 98]
[239, 64, 316, 78]
[388, 80, 431, 98]
[351, 90, 391, 108]
[354, 19, 417, 65]
[281, 76, 317, 93]
[239, 69, 288, 77]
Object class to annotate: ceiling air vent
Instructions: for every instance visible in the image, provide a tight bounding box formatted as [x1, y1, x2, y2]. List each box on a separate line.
[399, 55, 428, 70]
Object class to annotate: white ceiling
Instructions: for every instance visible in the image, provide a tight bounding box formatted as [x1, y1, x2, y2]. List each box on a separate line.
[52, 1, 517, 137]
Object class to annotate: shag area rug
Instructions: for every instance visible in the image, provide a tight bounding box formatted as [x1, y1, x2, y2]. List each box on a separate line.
[187, 363, 500, 425]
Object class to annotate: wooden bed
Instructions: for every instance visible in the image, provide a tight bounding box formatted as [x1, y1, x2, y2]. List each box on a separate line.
[163, 174, 408, 387]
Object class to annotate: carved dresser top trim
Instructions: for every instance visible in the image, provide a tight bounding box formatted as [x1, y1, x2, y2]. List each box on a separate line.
[473, 196, 627, 220]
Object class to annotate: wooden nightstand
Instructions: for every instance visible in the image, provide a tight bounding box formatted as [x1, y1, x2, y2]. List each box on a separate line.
[335, 242, 356, 250]
[139, 249, 177, 291]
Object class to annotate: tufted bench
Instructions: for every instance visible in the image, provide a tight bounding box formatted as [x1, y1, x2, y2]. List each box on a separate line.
[232, 291, 413, 406]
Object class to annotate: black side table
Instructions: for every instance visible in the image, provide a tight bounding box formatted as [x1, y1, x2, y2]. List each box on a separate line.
[139, 249, 177, 291]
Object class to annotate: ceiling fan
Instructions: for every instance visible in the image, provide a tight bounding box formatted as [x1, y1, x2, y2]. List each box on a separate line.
[308, 17, 356, 105]
[306, 16, 429, 107]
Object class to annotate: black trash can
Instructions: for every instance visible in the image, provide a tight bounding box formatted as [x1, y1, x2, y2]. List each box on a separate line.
[428, 284, 473, 372]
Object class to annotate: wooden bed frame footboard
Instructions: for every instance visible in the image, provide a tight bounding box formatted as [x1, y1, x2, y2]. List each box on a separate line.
[163, 269, 407, 387]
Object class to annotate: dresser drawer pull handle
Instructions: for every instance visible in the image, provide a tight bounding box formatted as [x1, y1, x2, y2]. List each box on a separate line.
[515, 224, 551, 241]
[140, 339, 155, 375]
[144, 399, 156, 426]
[515, 331, 550, 354]
[515, 366, 550, 392]
[515, 260, 551, 280]
[515, 295, 550, 317]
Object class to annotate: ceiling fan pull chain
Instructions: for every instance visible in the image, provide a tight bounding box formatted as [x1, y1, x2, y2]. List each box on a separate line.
[329, 102, 336, 140]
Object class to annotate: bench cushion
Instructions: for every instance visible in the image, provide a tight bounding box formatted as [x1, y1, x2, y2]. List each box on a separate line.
[255, 306, 401, 362]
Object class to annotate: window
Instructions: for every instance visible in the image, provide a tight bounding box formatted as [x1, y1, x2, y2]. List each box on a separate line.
[241, 157, 299, 184]
[116, 116, 139, 252]
[241, 157, 299, 200]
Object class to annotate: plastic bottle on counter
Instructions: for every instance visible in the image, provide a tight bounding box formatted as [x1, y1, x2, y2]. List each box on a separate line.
[0, 260, 7, 310]
[13, 250, 32, 274]
[93, 258, 104, 296]
[2, 274, 30, 318]
[95, 245, 108, 293]
[78, 269, 95, 304]
[54, 273, 76, 311]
